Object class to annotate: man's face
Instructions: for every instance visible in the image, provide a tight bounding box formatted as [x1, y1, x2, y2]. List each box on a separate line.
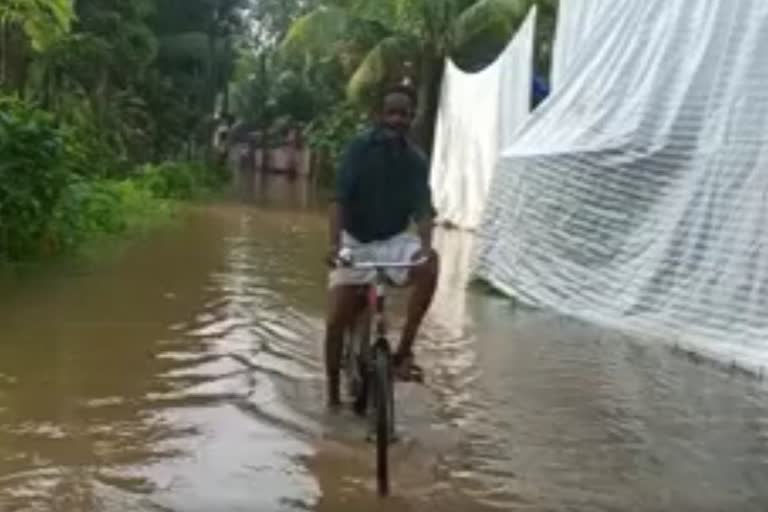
[380, 92, 415, 136]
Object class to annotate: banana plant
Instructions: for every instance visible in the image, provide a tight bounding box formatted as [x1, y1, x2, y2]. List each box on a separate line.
[0, 0, 74, 91]
[0, 0, 74, 51]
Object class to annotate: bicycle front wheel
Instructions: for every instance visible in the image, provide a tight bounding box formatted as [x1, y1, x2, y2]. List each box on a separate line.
[372, 343, 393, 496]
[345, 309, 371, 415]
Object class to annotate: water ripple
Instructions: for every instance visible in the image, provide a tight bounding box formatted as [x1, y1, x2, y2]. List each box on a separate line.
[3, 200, 768, 511]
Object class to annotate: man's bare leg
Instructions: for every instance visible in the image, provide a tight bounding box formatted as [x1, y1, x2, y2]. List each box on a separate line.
[324, 285, 364, 408]
[396, 250, 439, 378]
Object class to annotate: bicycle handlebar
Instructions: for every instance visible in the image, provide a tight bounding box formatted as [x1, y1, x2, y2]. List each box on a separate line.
[334, 247, 428, 270]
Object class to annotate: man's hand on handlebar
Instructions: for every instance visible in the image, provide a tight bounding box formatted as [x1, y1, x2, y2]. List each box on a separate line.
[326, 246, 429, 269]
[411, 246, 432, 267]
[327, 246, 354, 268]
[326, 245, 340, 268]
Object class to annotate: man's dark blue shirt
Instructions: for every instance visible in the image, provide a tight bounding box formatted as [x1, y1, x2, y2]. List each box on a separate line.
[334, 127, 435, 243]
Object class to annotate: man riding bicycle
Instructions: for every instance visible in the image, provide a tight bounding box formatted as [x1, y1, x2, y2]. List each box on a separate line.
[325, 84, 439, 409]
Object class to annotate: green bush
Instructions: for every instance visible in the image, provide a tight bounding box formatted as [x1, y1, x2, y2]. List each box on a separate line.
[136, 160, 227, 200]
[48, 178, 171, 252]
[0, 97, 70, 260]
[304, 102, 367, 185]
[0, 97, 226, 264]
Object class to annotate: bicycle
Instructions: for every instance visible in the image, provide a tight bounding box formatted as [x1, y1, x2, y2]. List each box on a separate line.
[334, 247, 427, 497]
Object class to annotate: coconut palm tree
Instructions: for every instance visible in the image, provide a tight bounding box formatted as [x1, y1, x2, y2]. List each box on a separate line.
[281, 0, 555, 153]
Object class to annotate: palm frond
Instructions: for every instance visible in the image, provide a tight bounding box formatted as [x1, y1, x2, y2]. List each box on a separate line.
[280, 6, 351, 61]
[450, 0, 529, 70]
[346, 34, 418, 103]
[1, 0, 76, 51]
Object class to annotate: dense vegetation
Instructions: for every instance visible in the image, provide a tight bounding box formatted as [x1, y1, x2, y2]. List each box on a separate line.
[0, 0, 239, 263]
[0, 0, 558, 262]
[235, 0, 557, 178]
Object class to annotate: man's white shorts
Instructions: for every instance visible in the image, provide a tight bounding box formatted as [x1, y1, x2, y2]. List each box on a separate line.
[329, 231, 421, 289]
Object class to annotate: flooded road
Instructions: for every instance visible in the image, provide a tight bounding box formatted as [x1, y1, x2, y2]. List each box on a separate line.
[1, 177, 768, 511]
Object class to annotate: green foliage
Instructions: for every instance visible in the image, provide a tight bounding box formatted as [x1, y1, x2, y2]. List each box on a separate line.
[49, 178, 170, 252]
[136, 161, 227, 200]
[0, 0, 75, 51]
[280, 0, 550, 152]
[0, 0, 252, 264]
[347, 34, 418, 102]
[232, 47, 345, 135]
[47, 161, 223, 257]
[0, 97, 69, 259]
[282, 0, 536, 93]
[304, 102, 367, 183]
[0, 97, 225, 264]
[451, 0, 530, 70]
[281, 6, 353, 60]
[253, 0, 322, 45]
[2, 0, 249, 164]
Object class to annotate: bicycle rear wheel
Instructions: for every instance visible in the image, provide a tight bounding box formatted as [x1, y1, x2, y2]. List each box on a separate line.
[372, 342, 393, 496]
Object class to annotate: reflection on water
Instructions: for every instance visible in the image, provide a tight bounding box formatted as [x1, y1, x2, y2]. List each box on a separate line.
[0, 201, 322, 511]
[1, 176, 767, 511]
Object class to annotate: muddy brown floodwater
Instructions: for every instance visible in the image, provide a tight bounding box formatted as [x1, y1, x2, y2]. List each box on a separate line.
[1, 176, 768, 512]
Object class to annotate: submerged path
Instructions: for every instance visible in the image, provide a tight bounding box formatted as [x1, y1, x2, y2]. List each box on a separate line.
[0, 178, 766, 511]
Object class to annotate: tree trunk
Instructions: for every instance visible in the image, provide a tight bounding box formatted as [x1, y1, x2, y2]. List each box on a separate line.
[41, 66, 52, 109]
[222, 82, 230, 116]
[207, 5, 219, 117]
[0, 21, 7, 88]
[414, 53, 445, 160]
[16, 50, 28, 97]
[257, 53, 271, 174]
[208, 32, 217, 114]
[0, 23, 30, 94]
[221, 35, 232, 116]
[260, 129, 269, 173]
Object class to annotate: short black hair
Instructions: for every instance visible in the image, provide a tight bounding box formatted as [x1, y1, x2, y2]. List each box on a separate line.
[380, 84, 418, 108]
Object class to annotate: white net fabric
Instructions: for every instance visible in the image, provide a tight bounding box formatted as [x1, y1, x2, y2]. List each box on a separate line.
[429, 7, 536, 230]
[474, 0, 768, 372]
[550, 0, 610, 91]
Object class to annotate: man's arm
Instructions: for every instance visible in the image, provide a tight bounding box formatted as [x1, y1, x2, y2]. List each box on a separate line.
[329, 202, 343, 252]
[329, 137, 362, 256]
[416, 215, 433, 252]
[412, 153, 437, 253]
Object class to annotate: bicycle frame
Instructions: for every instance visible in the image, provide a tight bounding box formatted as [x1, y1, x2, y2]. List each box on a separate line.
[335, 250, 427, 497]
[336, 251, 427, 385]
[339, 254, 427, 355]
[370, 269, 388, 341]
